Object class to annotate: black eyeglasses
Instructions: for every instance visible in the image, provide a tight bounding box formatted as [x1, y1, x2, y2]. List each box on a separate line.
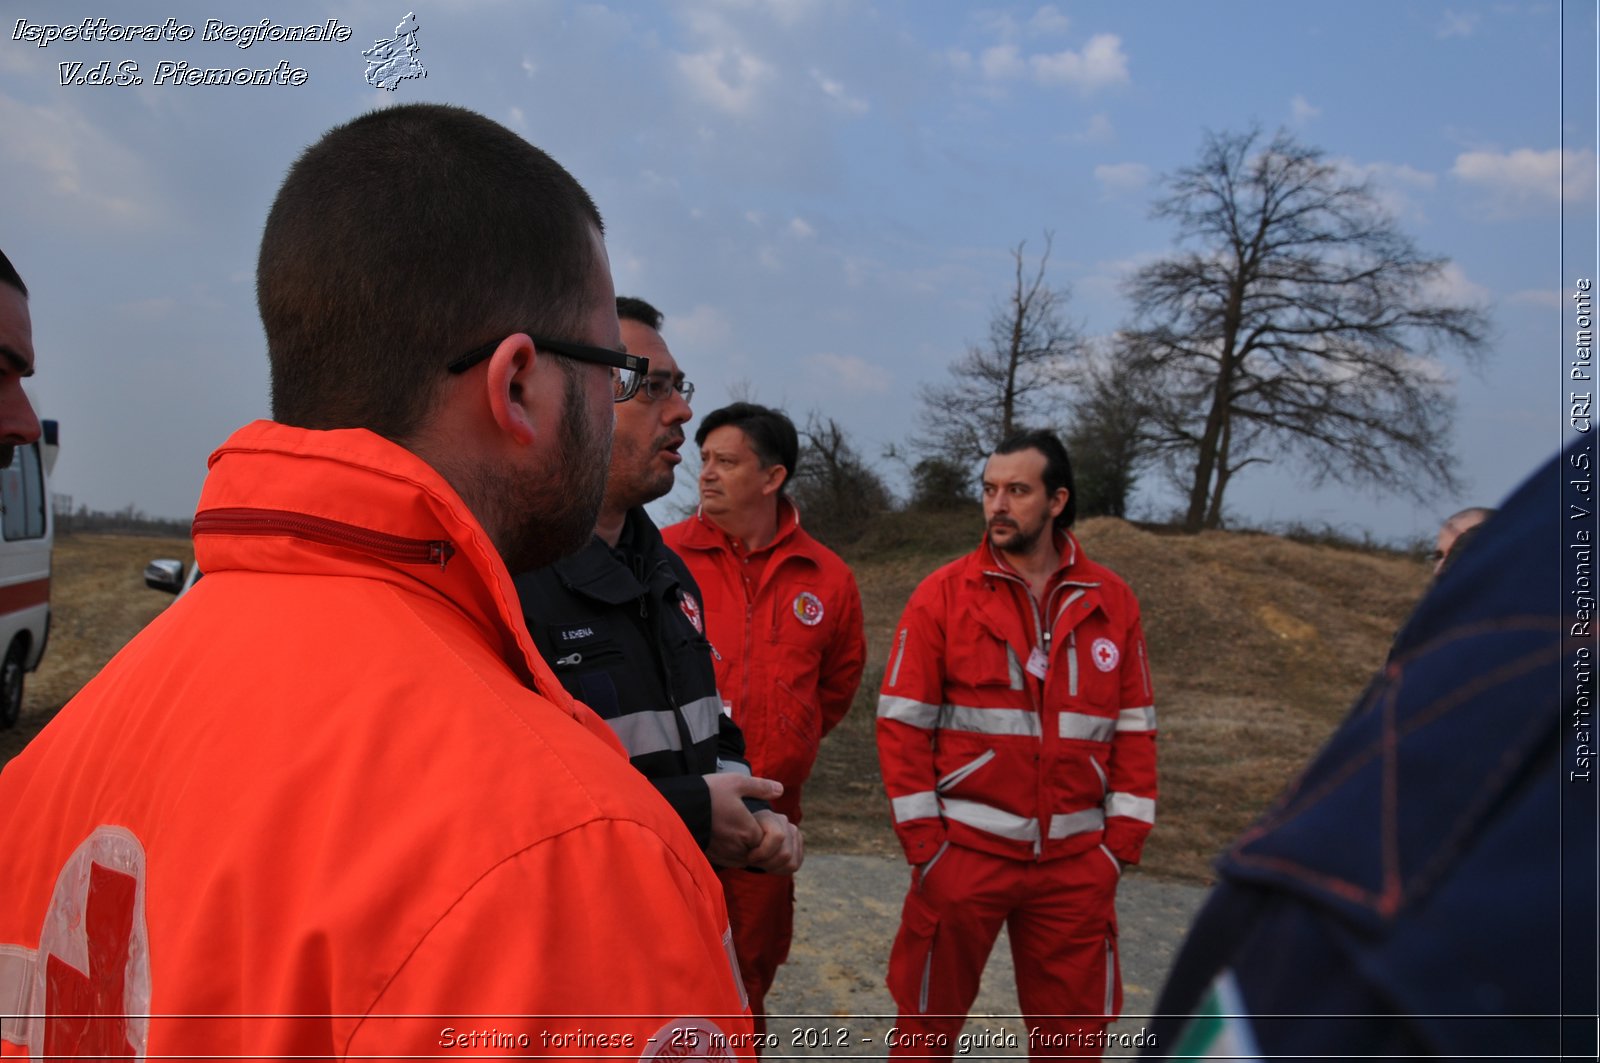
[448, 334, 649, 403]
[636, 376, 695, 404]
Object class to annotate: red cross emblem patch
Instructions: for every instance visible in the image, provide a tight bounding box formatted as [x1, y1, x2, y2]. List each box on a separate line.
[1091, 637, 1120, 672]
[2, 826, 152, 1057]
[679, 590, 704, 635]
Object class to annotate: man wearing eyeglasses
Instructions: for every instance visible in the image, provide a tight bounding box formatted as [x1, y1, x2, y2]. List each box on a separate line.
[515, 298, 802, 876]
[0, 106, 750, 1058]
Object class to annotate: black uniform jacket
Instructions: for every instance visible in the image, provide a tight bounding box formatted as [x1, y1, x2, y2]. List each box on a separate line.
[514, 507, 757, 849]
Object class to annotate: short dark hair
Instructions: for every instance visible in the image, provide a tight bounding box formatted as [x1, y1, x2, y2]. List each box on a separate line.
[258, 104, 604, 440]
[695, 402, 799, 494]
[993, 429, 1077, 529]
[616, 296, 663, 332]
[0, 248, 27, 299]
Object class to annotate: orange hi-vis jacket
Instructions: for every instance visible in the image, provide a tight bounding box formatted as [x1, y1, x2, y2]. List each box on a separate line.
[663, 502, 865, 821]
[877, 532, 1157, 868]
[0, 422, 751, 1060]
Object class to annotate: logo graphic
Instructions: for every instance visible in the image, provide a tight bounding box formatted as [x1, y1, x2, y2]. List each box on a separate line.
[1091, 637, 1120, 672]
[0, 826, 152, 1056]
[679, 591, 704, 635]
[363, 12, 426, 91]
[792, 591, 824, 627]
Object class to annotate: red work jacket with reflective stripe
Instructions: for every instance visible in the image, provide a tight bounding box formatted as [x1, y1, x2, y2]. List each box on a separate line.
[0, 422, 750, 1059]
[876, 532, 1157, 867]
[663, 502, 865, 820]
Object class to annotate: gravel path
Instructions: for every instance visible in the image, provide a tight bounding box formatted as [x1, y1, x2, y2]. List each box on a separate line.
[761, 853, 1210, 1059]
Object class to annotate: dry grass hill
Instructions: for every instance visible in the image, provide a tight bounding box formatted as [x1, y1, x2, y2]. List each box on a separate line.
[2, 522, 1429, 884]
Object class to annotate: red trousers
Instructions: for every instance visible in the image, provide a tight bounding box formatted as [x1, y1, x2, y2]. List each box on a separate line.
[885, 843, 1122, 1061]
[718, 867, 795, 1042]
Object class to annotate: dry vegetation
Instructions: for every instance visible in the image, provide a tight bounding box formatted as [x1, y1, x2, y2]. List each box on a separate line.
[3, 524, 1428, 885]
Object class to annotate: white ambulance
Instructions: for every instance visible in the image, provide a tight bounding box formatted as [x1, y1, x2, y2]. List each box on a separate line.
[0, 419, 57, 730]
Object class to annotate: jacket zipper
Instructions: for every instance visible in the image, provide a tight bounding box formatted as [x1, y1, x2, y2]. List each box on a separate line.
[192, 507, 455, 569]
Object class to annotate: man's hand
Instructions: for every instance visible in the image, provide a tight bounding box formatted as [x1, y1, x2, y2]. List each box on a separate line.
[704, 772, 783, 869]
[743, 809, 803, 875]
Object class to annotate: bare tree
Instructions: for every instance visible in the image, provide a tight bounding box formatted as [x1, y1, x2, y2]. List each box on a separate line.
[914, 233, 1083, 467]
[791, 412, 893, 545]
[1121, 128, 1488, 532]
[1065, 350, 1155, 519]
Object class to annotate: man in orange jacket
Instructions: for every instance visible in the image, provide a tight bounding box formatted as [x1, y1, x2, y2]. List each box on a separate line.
[0, 105, 750, 1060]
[664, 402, 866, 1035]
[877, 430, 1157, 1060]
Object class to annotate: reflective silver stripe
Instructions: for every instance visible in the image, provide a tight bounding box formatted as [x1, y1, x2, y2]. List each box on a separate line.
[878, 694, 940, 728]
[942, 704, 1040, 738]
[941, 798, 1040, 842]
[1059, 712, 1115, 742]
[1005, 645, 1025, 690]
[0, 944, 36, 1047]
[681, 695, 723, 746]
[606, 709, 683, 757]
[935, 749, 996, 792]
[892, 791, 941, 823]
[1089, 755, 1108, 795]
[1107, 792, 1156, 824]
[1047, 807, 1106, 839]
[1098, 843, 1122, 875]
[1117, 705, 1157, 732]
[889, 627, 910, 687]
[1067, 630, 1079, 696]
[1104, 935, 1117, 1015]
[715, 759, 752, 776]
[724, 928, 748, 1010]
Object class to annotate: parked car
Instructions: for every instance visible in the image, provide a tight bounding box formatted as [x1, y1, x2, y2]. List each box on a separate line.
[143, 557, 201, 597]
[0, 420, 59, 730]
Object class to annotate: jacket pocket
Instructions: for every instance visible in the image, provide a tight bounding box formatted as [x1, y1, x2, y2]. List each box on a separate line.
[935, 749, 996, 793]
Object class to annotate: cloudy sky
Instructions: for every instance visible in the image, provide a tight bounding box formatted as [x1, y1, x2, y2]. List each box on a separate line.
[2, 0, 1594, 543]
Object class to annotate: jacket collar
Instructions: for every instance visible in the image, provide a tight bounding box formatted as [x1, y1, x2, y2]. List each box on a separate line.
[194, 421, 583, 713]
[679, 496, 802, 555]
[969, 527, 1084, 585]
[550, 508, 663, 605]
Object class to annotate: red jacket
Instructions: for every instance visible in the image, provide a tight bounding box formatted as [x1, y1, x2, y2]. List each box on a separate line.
[877, 531, 1157, 867]
[0, 422, 750, 1060]
[663, 502, 865, 819]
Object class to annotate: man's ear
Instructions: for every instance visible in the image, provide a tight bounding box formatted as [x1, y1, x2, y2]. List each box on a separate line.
[484, 334, 539, 445]
[761, 462, 788, 498]
[1048, 487, 1069, 519]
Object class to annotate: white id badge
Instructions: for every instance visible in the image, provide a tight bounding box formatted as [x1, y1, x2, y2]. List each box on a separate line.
[1026, 646, 1049, 679]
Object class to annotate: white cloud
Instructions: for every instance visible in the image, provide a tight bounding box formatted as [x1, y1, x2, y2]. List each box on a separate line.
[1094, 161, 1150, 196]
[810, 68, 868, 113]
[1453, 147, 1598, 216]
[675, 45, 775, 114]
[521, 57, 537, 77]
[1438, 9, 1481, 37]
[1509, 289, 1564, 308]
[0, 95, 157, 227]
[1290, 94, 1320, 126]
[788, 217, 816, 239]
[804, 352, 893, 395]
[981, 43, 1027, 80]
[970, 32, 1129, 93]
[1029, 33, 1130, 91]
[1029, 6, 1072, 36]
[1421, 261, 1491, 308]
[1335, 158, 1438, 221]
[1067, 113, 1115, 144]
[671, 304, 734, 348]
[506, 106, 527, 132]
[744, 210, 764, 225]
